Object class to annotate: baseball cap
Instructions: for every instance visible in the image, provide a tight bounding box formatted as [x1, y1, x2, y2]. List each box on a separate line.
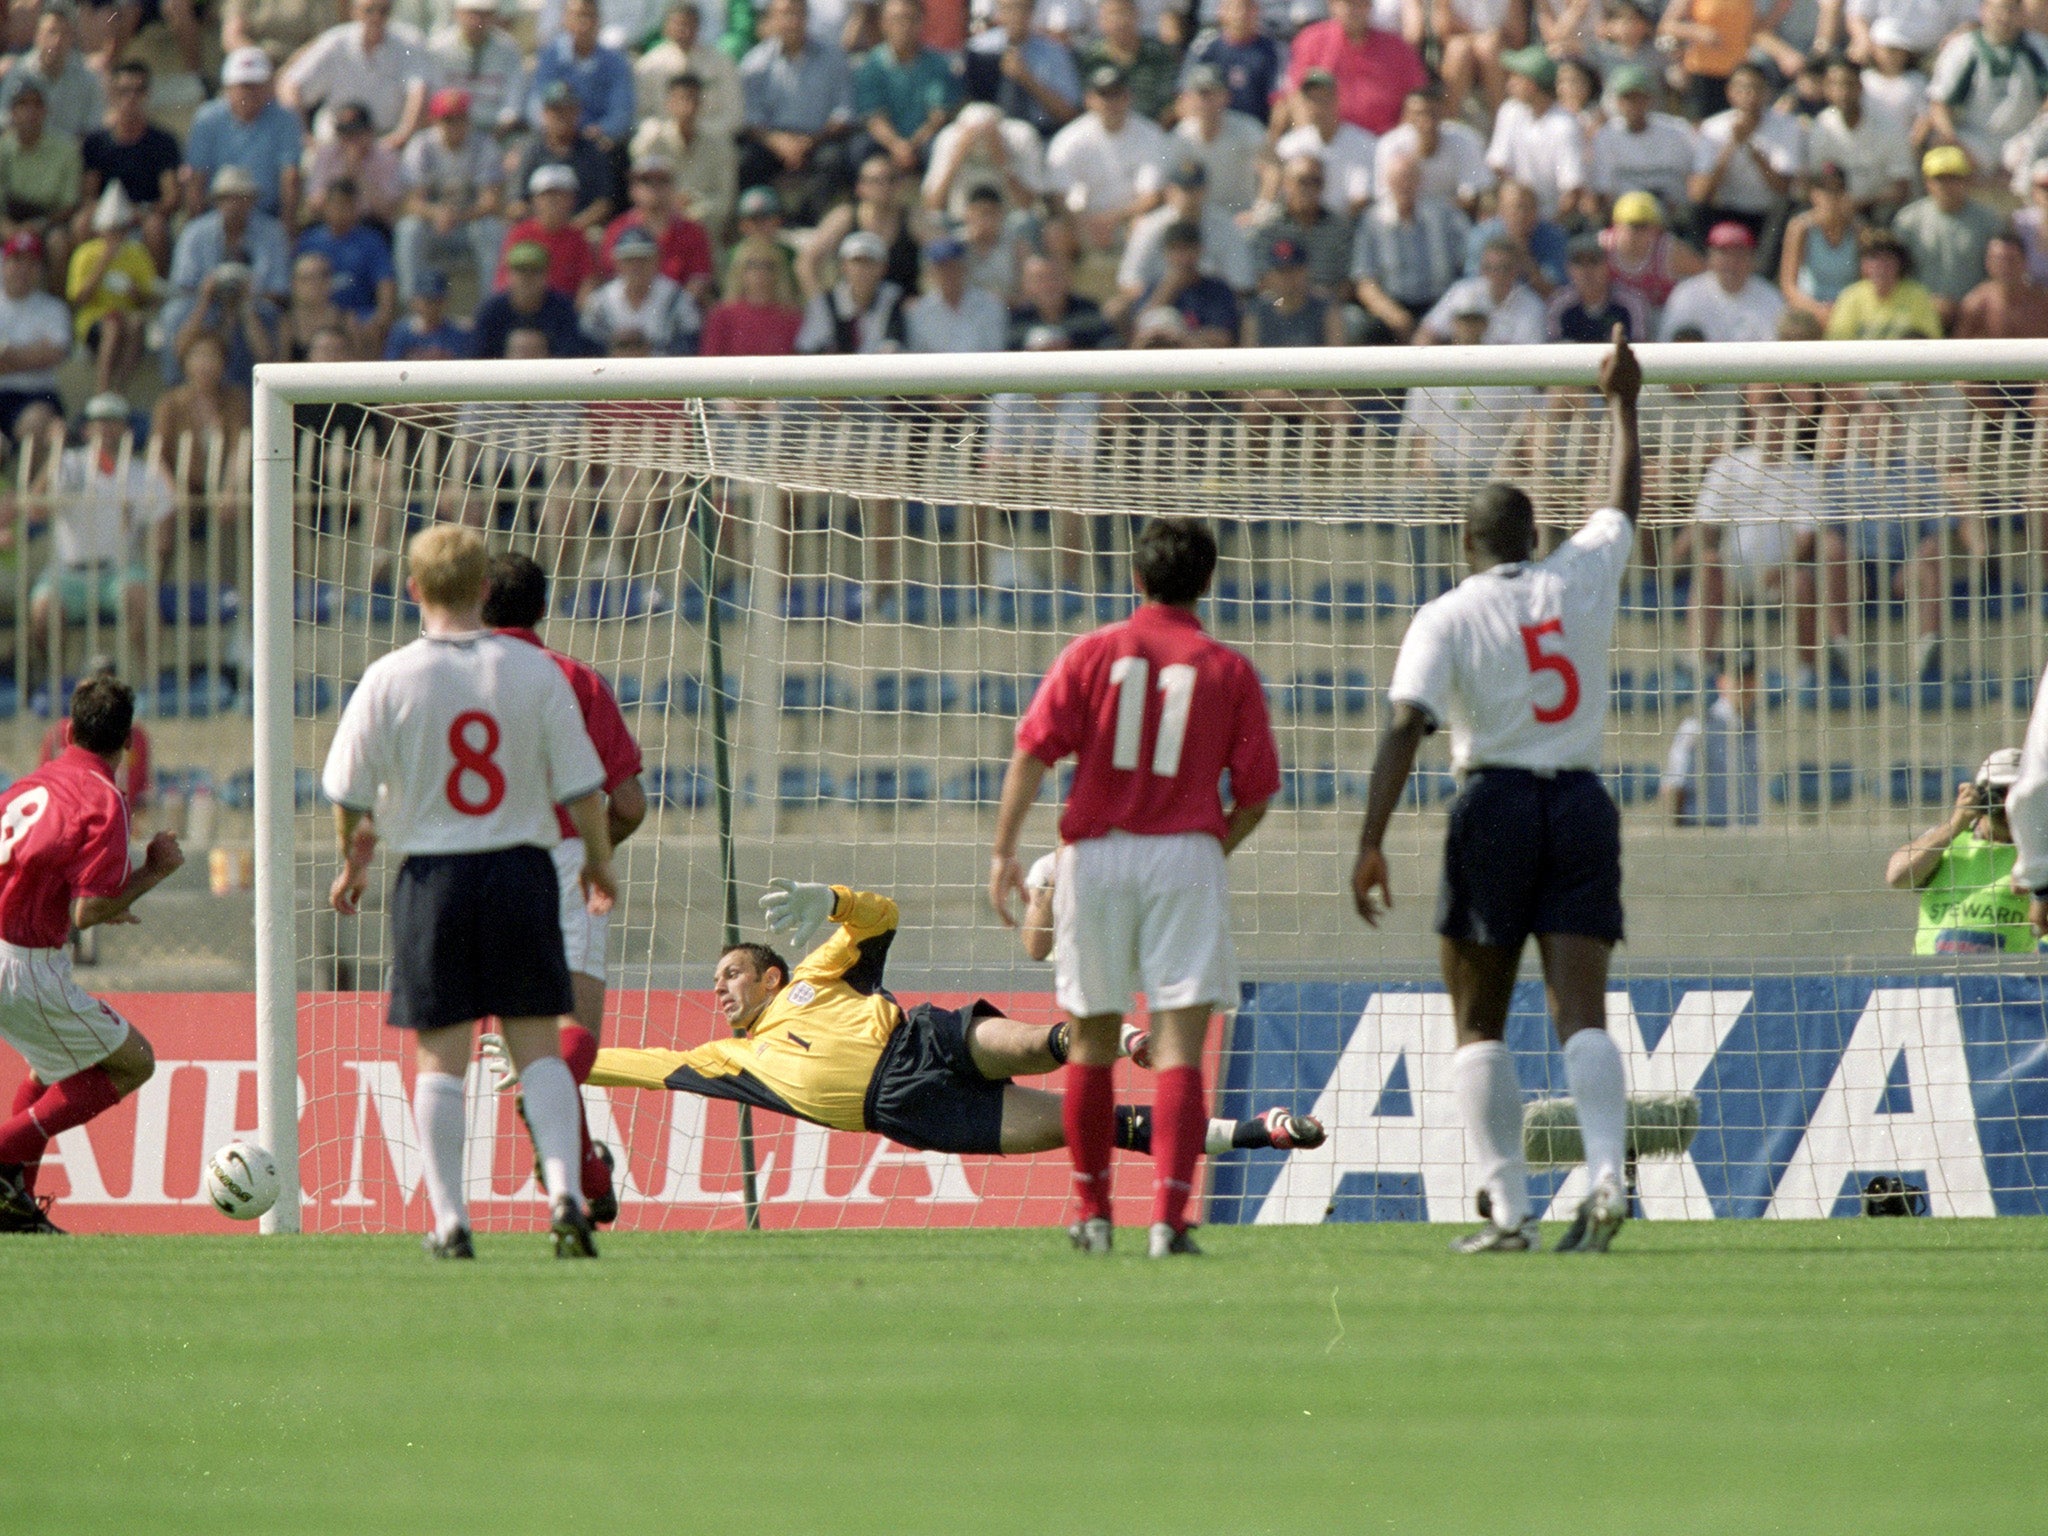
[1183, 62, 1225, 93]
[1300, 67, 1336, 90]
[413, 268, 450, 298]
[1022, 323, 1067, 350]
[540, 79, 579, 109]
[924, 234, 967, 263]
[454, 0, 498, 10]
[1979, 747, 2024, 798]
[1168, 159, 1208, 189]
[1502, 44, 1556, 88]
[1868, 14, 1909, 48]
[1607, 62, 1652, 95]
[631, 150, 676, 178]
[613, 226, 659, 259]
[504, 240, 550, 270]
[1566, 232, 1606, 264]
[1087, 63, 1128, 93]
[1134, 305, 1188, 339]
[222, 45, 272, 85]
[1610, 190, 1663, 226]
[210, 164, 260, 198]
[1922, 144, 1970, 179]
[1706, 219, 1755, 249]
[1266, 236, 1307, 268]
[84, 392, 129, 423]
[838, 229, 887, 263]
[736, 185, 780, 218]
[2, 229, 43, 260]
[529, 163, 579, 196]
[429, 87, 471, 120]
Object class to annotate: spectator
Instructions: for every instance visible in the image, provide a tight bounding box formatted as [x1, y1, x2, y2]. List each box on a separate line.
[1807, 54, 1913, 221]
[1416, 232, 1545, 341]
[278, 0, 434, 148]
[958, 183, 1030, 298]
[583, 224, 703, 350]
[1244, 235, 1344, 344]
[1117, 161, 1254, 314]
[1485, 47, 1586, 221]
[1600, 190, 1702, 312]
[635, 1, 744, 141]
[1687, 61, 1801, 243]
[1892, 143, 2000, 326]
[1125, 219, 1235, 343]
[1350, 150, 1469, 342]
[699, 234, 805, 354]
[1272, 67, 1375, 216]
[739, 0, 858, 218]
[962, 0, 1080, 142]
[633, 72, 741, 231]
[78, 61, 178, 274]
[278, 251, 350, 358]
[151, 331, 254, 499]
[1433, 0, 1514, 119]
[1399, 305, 1540, 482]
[1009, 248, 1117, 347]
[1464, 178, 1566, 295]
[854, 0, 960, 173]
[1825, 226, 1941, 337]
[429, 0, 530, 137]
[182, 48, 301, 226]
[499, 165, 603, 300]
[0, 80, 84, 283]
[1590, 0, 1660, 91]
[1047, 66, 1179, 252]
[527, 0, 638, 150]
[0, 9, 106, 141]
[1657, 0, 1756, 120]
[1953, 227, 2048, 414]
[795, 226, 907, 350]
[604, 153, 716, 304]
[515, 81, 621, 228]
[304, 101, 406, 227]
[28, 392, 170, 686]
[1659, 651, 1762, 827]
[921, 101, 1048, 223]
[475, 239, 599, 356]
[168, 164, 291, 313]
[1589, 64, 1697, 226]
[396, 88, 508, 301]
[67, 184, 158, 394]
[1546, 231, 1648, 338]
[1883, 750, 2032, 956]
[1779, 161, 1864, 326]
[1821, 0, 1969, 66]
[1172, 64, 1267, 219]
[1658, 219, 1784, 338]
[382, 269, 475, 358]
[0, 231, 67, 452]
[1079, 0, 1179, 122]
[905, 232, 1008, 348]
[1925, 0, 2046, 174]
[802, 152, 924, 296]
[727, 184, 799, 290]
[1861, 18, 1931, 132]
[1375, 84, 1491, 216]
[2013, 160, 2048, 284]
[296, 179, 398, 350]
[1251, 153, 1355, 299]
[1180, 0, 1282, 126]
[1281, 0, 1428, 137]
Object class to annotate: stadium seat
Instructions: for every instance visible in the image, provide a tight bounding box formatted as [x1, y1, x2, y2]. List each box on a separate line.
[781, 580, 864, 622]
[1305, 579, 1401, 623]
[649, 765, 713, 809]
[854, 765, 934, 804]
[776, 765, 842, 806]
[941, 761, 1007, 803]
[972, 674, 1023, 716]
[869, 671, 962, 714]
[294, 580, 337, 625]
[159, 582, 240, 626]
[1771, 763, 1857, 809]
[780, 670, 856, 713]
[898, 584, 976, 626]
[1278, 767, 1337, 808]
[294, 675, 335, 715]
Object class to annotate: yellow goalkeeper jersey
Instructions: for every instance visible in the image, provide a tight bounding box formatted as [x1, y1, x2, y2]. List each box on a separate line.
[589, 886, 903, 1131]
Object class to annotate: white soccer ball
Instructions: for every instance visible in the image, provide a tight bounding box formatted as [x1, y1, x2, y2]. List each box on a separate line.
[203, 1141, 280, 1221]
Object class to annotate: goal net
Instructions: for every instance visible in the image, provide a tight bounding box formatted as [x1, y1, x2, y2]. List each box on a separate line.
[255, 341, 2048, 1235]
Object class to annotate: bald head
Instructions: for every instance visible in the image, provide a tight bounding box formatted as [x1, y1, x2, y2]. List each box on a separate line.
[1467, 482, 1536, 564]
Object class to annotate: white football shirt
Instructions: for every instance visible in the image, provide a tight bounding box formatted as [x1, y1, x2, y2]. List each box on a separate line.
[321, 630, 606, 857]
[1387, 508, 1633, 774]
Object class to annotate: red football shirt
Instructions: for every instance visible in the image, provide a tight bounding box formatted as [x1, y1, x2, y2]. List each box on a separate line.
[1016, 604, 1281, 846]
[40, 719, 150, 807]
[0, 746, 132, 949]
[498, 629, 644, 840]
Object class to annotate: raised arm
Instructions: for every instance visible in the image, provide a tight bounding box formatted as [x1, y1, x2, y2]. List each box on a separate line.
[1599, 325, 1642, 524]
[1886, 781, 1976, 890]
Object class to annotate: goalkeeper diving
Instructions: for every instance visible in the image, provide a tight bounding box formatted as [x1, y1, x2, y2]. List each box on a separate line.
[488, 880, 1322, 1161]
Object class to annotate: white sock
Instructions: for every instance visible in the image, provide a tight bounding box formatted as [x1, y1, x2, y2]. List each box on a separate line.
[519, 1054, 584, 1212]
[411, 1071, 469, 1239]
[1563, 1029, 1628, 1192]
[1453, 1040, 1528, 1227]
[1204, 1118, 1235, 1155]
[1118, 1022, 1143, 1057]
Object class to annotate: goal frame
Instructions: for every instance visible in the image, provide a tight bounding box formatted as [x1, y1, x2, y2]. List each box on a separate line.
[250, 337, 2048, 1233]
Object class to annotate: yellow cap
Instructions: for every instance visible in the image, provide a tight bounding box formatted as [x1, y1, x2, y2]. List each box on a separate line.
[1921, 144, 1971, 179]
[1611, 190, 1665, 226]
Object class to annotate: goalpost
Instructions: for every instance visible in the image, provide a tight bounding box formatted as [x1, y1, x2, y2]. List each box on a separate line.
[252, 339, 2048, 1235]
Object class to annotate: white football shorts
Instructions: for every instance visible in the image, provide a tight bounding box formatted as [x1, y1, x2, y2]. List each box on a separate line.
[0, 940, 133, 1083]
[552, 837, 610, 984]
[1052, 831, 1238, 1019]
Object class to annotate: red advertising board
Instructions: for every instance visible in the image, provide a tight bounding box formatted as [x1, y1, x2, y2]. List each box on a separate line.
[1, 991, 1204, 1234]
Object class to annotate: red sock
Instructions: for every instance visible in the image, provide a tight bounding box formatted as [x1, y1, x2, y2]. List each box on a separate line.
[559, 1025, 610, 1203]
[8, 1075, 40, 1191]
[0, 1066, 121, 1167]
[560, 1025, 598, 1084]
[1062, 1062, 1115, 1224]
[1150, 1065, 1207, 1234]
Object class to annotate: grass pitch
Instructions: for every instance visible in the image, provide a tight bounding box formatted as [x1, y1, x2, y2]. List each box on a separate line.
[4, 1220, 2041, 1535]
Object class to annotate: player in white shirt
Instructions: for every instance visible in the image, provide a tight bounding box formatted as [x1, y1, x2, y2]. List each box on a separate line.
[323, 525, 618, 1260]
[1353, 330, 1642, 1255]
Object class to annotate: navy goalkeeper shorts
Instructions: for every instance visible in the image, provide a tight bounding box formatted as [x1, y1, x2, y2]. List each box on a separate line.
[1435, 767, 1624, 951]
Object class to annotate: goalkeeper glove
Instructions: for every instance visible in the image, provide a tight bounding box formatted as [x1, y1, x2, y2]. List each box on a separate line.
[478, 1032, 519, 1093]
[760, 877, 835, 955]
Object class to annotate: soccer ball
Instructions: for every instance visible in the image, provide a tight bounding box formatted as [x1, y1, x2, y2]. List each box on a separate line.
[203, 1141, 280, 1221]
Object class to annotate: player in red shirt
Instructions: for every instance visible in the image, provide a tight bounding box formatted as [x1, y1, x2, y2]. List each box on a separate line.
[0, 675, 183, 1231]
[39, 660, 151, 813]
[990, 518, 1282, 1257]
[483, 552, 647, 1226]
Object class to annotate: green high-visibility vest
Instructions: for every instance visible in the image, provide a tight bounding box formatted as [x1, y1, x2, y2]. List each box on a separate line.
[1914, 831, 2039, 955]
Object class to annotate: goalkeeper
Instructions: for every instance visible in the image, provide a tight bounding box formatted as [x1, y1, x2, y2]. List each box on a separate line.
[502, 881, 1321, 1160]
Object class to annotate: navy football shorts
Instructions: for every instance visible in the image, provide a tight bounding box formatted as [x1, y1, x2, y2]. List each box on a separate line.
[1435, 767, 1625, 951]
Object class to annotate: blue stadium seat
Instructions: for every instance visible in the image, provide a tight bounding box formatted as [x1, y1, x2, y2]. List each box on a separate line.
[854, 765, 935, 804]
[972, 674, 1023, 716]
[1092, 593, 1137, 624]
[1278, 768, 1338, 808]
[1339, 668, 1374, 716]
[941, 762, 1007, 803]
[159, 582, 239, 626]
[869, 671, 962, 714]
[776, 766, 841, 806]
[295, 580, 337, 625]
[2013, 672, 2036, 710]
[1305, 579, 1401, 623]
[294, 675, 334, 714]
[899, 584, 976, 626]
[1295, 670, 1336, 717]
[1770, 762, 1859, 808]
[781, 580, 864, 622]
[1887, 762, 1962, 807]
[780, 671, 855, 713]
[650, 766, 713, 809]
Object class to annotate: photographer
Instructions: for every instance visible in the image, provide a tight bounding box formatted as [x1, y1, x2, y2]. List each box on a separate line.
[1885, 749, 2038, 955]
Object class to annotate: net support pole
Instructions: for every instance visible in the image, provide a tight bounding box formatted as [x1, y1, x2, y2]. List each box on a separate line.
[695, 497, 760, 1230]
[252, 379, 301, 1233]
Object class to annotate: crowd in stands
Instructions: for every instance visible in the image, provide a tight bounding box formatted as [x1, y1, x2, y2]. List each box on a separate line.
[0, 0, 2041, 677]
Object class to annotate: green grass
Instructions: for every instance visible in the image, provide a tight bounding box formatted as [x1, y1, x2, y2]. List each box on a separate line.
[4, 1221, 2042, 1535]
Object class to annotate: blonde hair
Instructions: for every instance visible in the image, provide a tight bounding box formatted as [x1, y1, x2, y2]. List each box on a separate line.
[407, 524, 487, 608]
[723, 235, 798, 306]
